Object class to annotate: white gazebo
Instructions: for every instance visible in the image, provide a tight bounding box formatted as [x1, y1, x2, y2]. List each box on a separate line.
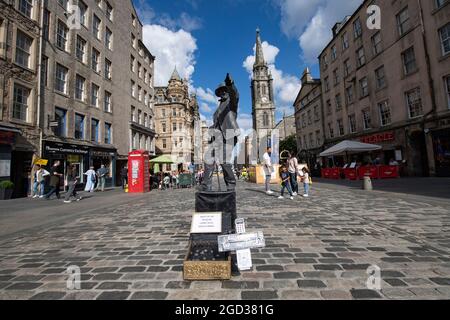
[320, 140, 382, 157]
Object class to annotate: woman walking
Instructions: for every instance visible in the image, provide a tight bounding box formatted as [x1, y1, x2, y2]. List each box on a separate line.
[84, 166, 97, 193]
[64, 164, 82, 203]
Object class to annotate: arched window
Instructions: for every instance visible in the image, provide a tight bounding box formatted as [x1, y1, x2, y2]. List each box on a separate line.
[263, 112, 269, 127]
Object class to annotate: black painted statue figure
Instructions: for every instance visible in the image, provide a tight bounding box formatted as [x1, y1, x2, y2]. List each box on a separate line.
[200, 73, 240, 192]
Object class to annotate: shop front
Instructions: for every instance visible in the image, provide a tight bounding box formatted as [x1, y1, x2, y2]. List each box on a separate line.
[89, 147, 117, 188]
[43, 140, 90, 190]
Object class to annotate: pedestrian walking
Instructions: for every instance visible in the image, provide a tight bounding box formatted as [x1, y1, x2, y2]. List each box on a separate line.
[263, 147, 274, 195]
[278, 166, 294, 200]
[302, 167, 311, 198]
[64, 164, 82, 203]
[287, 152, 299, 196]
[163, 174, 170, 190]
[44, 161, 63, 200]
[32, 164, 50, 198]
[96, 164, 109, 192]
[120, 165, 128, 189]
[84, 166, 97, 192]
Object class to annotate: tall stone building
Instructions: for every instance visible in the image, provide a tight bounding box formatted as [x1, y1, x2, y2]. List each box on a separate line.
[39, 0, 155, 187]
[0, 0, 42, 197]
[251, 29, 275, 146]
[319, 0, 450, 176]
[0, 0, 156, 197]
[293, 68, 325, 167]
[274, 114, 296, 142]
[154, 68, 200, 171]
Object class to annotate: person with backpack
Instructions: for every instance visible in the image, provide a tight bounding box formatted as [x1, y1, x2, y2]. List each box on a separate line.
[96, 164, 109, 192]
[84, 166, 96, 192]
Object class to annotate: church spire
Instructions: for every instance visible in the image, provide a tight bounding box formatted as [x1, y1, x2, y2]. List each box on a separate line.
[170, 66, 181, 81]
[254, 28, 265, 67]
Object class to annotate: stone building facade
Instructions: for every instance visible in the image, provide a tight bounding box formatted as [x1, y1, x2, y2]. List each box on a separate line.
[39, 0, 155, 187]
[0, 0, 156, 197]
[274, 114, 296, 142]
[154, 68, 199, 171]
[0, 0, 42, 197]
[251, 29, 276, 151]
[293, 68, 325, 167]
[318, 0, 450, 176]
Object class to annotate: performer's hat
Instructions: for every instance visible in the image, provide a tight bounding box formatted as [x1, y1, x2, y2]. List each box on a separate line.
[215, 83, 228, 97]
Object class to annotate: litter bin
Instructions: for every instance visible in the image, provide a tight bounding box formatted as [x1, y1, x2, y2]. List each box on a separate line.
[363, 176, 373, 191]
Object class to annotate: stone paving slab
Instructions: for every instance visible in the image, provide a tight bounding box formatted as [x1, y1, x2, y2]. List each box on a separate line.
[0, 180, 449, 300]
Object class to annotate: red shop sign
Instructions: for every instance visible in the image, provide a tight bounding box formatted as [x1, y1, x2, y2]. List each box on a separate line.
[360, 132, 395, 144]
[0, 131, 15, 145]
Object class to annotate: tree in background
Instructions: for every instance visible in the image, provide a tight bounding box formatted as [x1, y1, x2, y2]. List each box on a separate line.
[280, 135, 298, 158]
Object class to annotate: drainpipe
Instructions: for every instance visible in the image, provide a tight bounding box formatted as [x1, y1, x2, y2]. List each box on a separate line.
[36, 0, 45, 157]
[417, 0, 438, 176]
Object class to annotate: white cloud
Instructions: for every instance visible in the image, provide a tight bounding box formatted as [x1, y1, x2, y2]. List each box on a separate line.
[243, 41, 300, 119]
[200, 102, 212, 113]
[195, 87, 217, 105]
[276, 0, 362, 63]
[237, 113, 253, 133]
[142, 24, 197, 86]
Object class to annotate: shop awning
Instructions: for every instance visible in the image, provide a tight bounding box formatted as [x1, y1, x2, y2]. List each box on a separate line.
[320, 140, 382, 157]
[149, 155, 175, 164]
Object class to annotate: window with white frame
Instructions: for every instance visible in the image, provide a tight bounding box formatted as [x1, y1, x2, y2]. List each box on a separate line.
[372, 31, 382, 55]
[348, 114, 356, 133]
[337, 119, 344, 136]
[356, 47, 366, 67]
[362, 109, 371, 130]
[76, 36, 86, 62]
[405, 87, 423, 118]
[342, 32, 349, 50]
[105, 1, 113, 21]
[13, 83, 30, 121]
[56, 20, 68, 51]
[378, 101, 391, 126]
[93, 14, 101, 40]
[79, 1, 87, 27]
[55, 64, 68, 94]
[396, 7, 410, 36]
[104, 91, 112, 112]
[75, 74, 85, 101]
[375, 66, 386, 89]
[346, 86, 354, 104]
[104, 59, 111, 79]
[15, 30, 32, 68]
[359, 77, 369, 97]
[328, 123, 334, 138]
[18, 0, 33, 18]
[353, 18, 362, 39]
[105, 28, 113, 50]
[91, 83, 99, 107]
[439, 23, 450, 56]
[92, 48, 100, 72]
[402, 47, 417, 75]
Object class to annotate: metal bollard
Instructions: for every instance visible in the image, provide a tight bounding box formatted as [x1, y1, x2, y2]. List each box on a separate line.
[363, 176, 373, 191]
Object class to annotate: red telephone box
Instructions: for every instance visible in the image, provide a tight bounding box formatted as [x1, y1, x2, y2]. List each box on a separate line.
[128, 150, 150, 193]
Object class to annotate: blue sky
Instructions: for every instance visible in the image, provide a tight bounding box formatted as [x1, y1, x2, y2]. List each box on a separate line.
[133, 0, 362, 130]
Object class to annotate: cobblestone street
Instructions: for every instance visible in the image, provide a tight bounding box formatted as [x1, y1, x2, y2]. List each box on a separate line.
[0, 179, 449, 300]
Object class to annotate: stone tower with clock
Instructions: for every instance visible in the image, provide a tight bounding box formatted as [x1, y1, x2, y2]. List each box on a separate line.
[251, 29, 276, 139]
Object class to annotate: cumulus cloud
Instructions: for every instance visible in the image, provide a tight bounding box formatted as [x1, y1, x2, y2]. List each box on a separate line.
[275, 0, 361, 63]
[200, 102, 212, 113]
[195, 87, 217, 105]
[243, 41, 300, 118]
[142, 25, 197, 86]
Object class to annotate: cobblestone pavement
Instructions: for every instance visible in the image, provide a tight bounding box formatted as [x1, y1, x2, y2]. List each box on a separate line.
[0, 180, 449, 300]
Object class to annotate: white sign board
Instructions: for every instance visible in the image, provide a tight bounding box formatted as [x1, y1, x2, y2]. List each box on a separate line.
[218, 231, 265, 252]
[0, 160, 11, 177]
[236, 249, 252, 271]
[190, 212, 222, 234]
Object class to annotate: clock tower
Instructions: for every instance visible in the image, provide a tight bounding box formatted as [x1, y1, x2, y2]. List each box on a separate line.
[251, 28, 275, 140]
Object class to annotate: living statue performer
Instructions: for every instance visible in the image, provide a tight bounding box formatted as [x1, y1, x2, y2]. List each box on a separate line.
[200, 73, 240, 191]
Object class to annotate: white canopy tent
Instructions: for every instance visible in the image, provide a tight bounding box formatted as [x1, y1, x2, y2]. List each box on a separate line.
[320, 140, 382, 157]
